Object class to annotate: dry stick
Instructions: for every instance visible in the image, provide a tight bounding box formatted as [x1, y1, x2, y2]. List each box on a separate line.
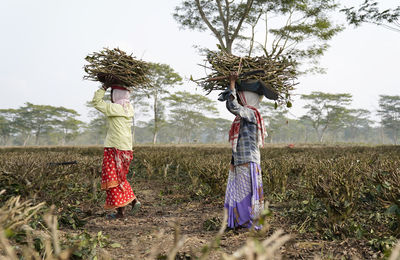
[167, 222, 187, 260]
[224, 229, 291, 259]
[148, 229, 166, 259]
[198, 210, 228, 260]
[44, 212, 60, 255]
[263, 230, 291, 257]
[236, 57, 243, 76]
[108, 54, 124, 75]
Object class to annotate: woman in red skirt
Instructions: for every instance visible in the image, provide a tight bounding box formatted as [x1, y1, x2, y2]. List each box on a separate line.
[92, 83, 140, 218]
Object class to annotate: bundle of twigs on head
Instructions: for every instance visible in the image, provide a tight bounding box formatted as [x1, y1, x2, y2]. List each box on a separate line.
[192, 50, 297, 105]
[83, 47, 151, 90]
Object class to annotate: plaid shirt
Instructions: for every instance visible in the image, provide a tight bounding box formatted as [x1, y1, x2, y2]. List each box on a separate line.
[226, 89, 261, 166]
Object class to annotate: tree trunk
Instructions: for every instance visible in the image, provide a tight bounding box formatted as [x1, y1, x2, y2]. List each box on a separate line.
[35, 133, 40, 145]
[35, 126, 42, 145]
[153, 93, 158, 144]
[226, 40, 233, 54]
[5, 136, 11, 146]
[153, 132, 158, 145]
[318, 126, 328, 143]
[314, 128, 323, 143]
[304, 128, 309, 143]
[317, 129, 325, 142]
[23, 134, 31, 146]
[62, 129, 67, 145]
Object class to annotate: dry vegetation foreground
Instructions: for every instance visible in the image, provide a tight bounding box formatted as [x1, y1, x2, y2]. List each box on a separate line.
[0, 145, 399, 259]
[85, 179, 384, 259]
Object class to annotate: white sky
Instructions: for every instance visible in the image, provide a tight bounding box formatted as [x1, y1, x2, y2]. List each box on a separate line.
[0, 0, 399, 124]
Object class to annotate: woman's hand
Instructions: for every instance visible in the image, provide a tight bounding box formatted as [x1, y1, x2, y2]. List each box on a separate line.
[228, 72, 238, 91]
[102, 75, 114, 90]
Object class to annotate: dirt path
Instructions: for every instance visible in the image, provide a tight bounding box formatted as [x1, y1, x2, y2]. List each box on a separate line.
[84, 179, 231, 259]
[82, 179, 373, 260]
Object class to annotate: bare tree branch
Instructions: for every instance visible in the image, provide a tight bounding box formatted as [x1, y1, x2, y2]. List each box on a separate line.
[195, 0, 227, 50]
[231, 0, 254, 49]
[216, 0, 229, 45]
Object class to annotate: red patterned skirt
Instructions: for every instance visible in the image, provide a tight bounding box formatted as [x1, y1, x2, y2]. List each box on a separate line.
[101, 147, 136, 209]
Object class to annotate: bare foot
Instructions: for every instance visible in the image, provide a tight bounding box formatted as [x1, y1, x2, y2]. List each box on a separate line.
[131, 199, 141, 215]
[131, 199, 137, 209]
[116, 206, 126, 218]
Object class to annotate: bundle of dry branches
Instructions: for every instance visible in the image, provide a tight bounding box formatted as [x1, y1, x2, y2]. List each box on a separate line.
[192, 50, 297, 104]
[83, 48, 151, 90]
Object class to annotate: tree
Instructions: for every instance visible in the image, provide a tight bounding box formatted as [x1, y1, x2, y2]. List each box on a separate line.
[13, 103, 64, 145]
[342, 109, 373, 142]
[166, 91, 218, 143]
[201, 117, 232, 143]
[130, 91, 150, 143]
[85, 106, 108, 145]
[378, 95, 400, 144]
[54, 107, 84, 144]
[301, 92, 352, 142]
[174, 0, 343, 71]
[0, 108, 30, 145]
[1, 104, 83, 145]
[0, 109, 22, 145]
[259, 101, 289, 143]
[174, 0, 254, 54]
[341, 0, 400, 33]
[145, 63, 182, 144]
[0, 113, 14, 145]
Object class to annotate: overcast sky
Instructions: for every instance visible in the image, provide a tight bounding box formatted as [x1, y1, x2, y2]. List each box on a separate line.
[0, 0, 399, 123]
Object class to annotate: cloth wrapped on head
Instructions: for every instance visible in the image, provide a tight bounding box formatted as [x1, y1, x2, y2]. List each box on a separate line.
[111, 85, 130, 111]
[236, 80, 278, 100]
[237, 90, 263, 109]
[218, 79, 276, 102]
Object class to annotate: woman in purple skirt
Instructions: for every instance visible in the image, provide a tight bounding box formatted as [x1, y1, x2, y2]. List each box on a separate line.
[219, 72, 266, 230]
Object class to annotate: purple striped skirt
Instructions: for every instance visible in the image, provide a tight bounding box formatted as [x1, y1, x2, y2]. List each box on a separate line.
[224, 162, 264, 230]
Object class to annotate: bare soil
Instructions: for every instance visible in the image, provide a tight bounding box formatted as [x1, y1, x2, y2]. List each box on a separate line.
[80, 179, 379, 260]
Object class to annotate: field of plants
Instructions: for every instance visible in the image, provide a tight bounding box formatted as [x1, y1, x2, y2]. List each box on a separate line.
[0, 145, 399, 259]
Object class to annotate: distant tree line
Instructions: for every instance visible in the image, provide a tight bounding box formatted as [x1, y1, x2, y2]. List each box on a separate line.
[260, 93, 399, 145]
[0, 103, 84, 146]
[1, 62, 399, 146]
[0, 89, 399, 145]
